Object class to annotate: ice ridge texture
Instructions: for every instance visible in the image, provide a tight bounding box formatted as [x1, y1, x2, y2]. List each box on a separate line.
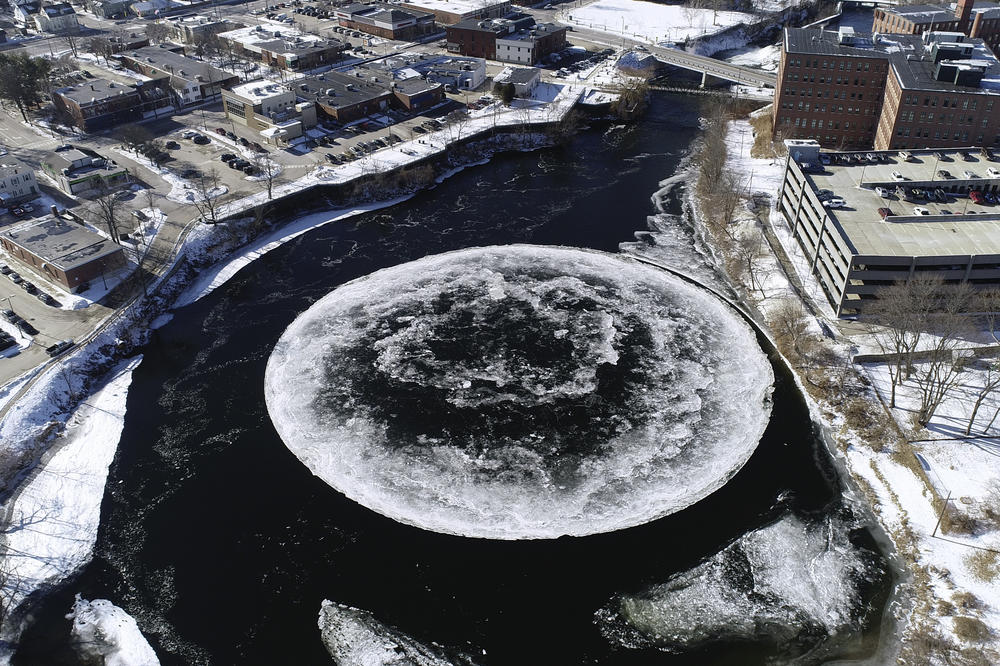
[265, 245, 774, 539]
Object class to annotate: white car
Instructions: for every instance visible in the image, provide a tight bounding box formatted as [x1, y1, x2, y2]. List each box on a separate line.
[875, 186, 890, 197]
[964, 170, 977, 179]
[913, 206, 931, 215]
[989, 167, 1000, 177]
[892, 171, 904, 180]
[823, 198, 846, 208]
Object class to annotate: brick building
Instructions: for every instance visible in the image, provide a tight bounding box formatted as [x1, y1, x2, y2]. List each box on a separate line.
[0, 215, 126, 293]
[53, 78, 171, 131]
[773, 28, 1000, 151]
[447, 15, 564, 64]
[222, 80, 317, 143]
[334, 3, 435, 40]
[873, 0, 1000, 56]
[292, 72, 393, 123]
[117, 46, 238, 105]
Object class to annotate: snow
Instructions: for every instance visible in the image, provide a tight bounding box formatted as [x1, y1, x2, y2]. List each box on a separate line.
[0, 358, 139, 639]
[723, 44, 781, 72]
[597, 514, 880, 652]
[265, 246, 773, 539]
[174, 196, 412, 308]
[562, 0, 756, 46]
[69, 596, 160, 666]
[318, 601, 463, 666]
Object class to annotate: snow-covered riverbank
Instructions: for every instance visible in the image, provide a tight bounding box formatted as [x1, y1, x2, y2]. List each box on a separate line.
[0, 358, 141, 662]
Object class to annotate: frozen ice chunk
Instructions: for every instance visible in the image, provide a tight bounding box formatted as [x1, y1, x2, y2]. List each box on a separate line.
[266, 245, 773, 539]
[68, 595, 160, 666]
[318, 601, 473, 666]
[597, 515, 878, 655]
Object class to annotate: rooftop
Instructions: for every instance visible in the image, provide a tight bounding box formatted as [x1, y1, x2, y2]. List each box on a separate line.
[401, 0, 508, 16]
[293, 71, 390, 108]
[495, 22, 565, 43]
[803, 147, 1000, 257]
[121, 46, 230, 84]
[881, 1, 1000, 24]
[337, 3, 433, 23]
[785, 28, 1000, 94]
[55, 78, 139, 105]
[2, 216, 123, 272]
[496, 66, 538, 84]
[228, 80, 291, 103]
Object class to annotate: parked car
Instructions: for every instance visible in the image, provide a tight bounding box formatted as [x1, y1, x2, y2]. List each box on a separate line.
[215, 127, 227, 136]
[20, 281, 36, 294]
[937, 169, 952, 179]
[891, 171, 904, 180]
[1, 308, 15, 322]
[964, 170, 978, 179]
[192, 134, 211, 145]
[220, 153, 237, 163]
[878, 207, 893, 219]
[45, 340, 74, 357]
[986, 191, 998, 205]
[165, 140, 180, 150]
[963, 152, 975, 161]
[10, 207, 26, 216]
[0, 265, 9, 275]
[934, 187, 948, 202]
[181, 169, 200, 179]
[971, 190, 985, 204]
[8, 272, 22, 284]
[823, 198, 846, 208]
[875, 186, 890, 198]
[913, 206, 931, 215]
[243, 165, 256, 175]
[17, 319, 37, 335]
[239, 137, 250, 146]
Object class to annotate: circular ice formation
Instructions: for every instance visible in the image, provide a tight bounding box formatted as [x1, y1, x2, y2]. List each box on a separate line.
[264, 245, 774, 540]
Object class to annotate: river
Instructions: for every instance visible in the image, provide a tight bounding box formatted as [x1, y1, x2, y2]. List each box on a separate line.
[13, 93, 893, 666]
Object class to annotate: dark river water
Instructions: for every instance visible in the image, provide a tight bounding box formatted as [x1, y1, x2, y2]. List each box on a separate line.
[15, 94, 893, 665]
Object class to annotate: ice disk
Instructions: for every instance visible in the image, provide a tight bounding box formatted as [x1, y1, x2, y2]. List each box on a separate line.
[596, 514, 879, 655]
[265, 245, 773, 539]
[68, 595, 160, 666]
[318, 601, 474, 666]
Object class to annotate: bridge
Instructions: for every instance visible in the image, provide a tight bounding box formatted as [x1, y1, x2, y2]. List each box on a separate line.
[648, 45, 778, 89]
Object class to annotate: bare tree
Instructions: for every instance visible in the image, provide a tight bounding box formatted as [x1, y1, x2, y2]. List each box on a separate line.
[117, 123, 152, 154]
[145, 22, 170, 45]
[250, 151, 280, 200]
[91, 191, 126, 244]
[735, 226, 766, 296]
[85, 36, 114, 66]
[62, 28, 80, 59]
[963, 358, 1000, 435]
[190, 169, 223, 225]
[861, 276, 955, 407]
[770, 298, 812, 358]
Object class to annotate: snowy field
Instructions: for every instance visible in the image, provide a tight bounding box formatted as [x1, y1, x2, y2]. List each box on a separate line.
[562, 0, 756, 46]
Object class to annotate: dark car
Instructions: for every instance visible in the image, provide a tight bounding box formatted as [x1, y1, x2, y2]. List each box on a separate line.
[226, 131, 237, 140]
[17, 319, 37, 335]
[232, 159, 251, 170]
[252, 142, 266, 153]
[8, 272, 22, 283]
[165, 140, 180, 150]
[10, 207, 25, 216]
[181, 169, 201, 179]
[934, 187, 948, 202]
[20, 281, 36, 294]
[238, 137, 250, 147]
[220, 153, 237, 163]
[987, 191, 998, 205]
[216, 127, 227, 135]
[0, 265, 9, 275]
[243, 165, 257, 175]
[46, 340, 74, 357]
[1, 309, 15, 322]
[192, 134, 211, 145]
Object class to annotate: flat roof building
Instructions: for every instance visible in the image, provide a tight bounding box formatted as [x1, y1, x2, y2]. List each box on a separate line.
[292, 71, 392, 123]
[774, 27, 1000, 151]
[118, 46, 238, 105]
[218, 25, 347, 71]
[41, 145, 130, 197]
[334, 3, 435, 40]
[777, 144, 1000, 315]
[400, 0, 510, 25]
[873, 0, 1000, 54]
[222, 79, 317, 143]
[0, 215, 126, 293]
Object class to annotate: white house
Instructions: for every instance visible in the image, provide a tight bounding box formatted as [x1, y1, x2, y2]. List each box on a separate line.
[0, 159, 39, 206]
[33, 3, 78, 34]
[494, 66, 539, 98]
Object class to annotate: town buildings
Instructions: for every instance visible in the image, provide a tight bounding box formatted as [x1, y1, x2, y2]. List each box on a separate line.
[15, 1, 78, 33]
[772, 27, 1000, 151]
[222, 80, 317, 143]
[291, 72, 392, 123]
[0, 159, 39, 207]
[166, 14, 243, 45]
[777, 140, 1000, 315]
[333, 3, 435, 40]
[0, 215, 126, 293]
[117, 46, 238, 106]
[446, 16, 566, 64]
[218, 25, 347, 71]
[53, 78, 171, 132]
[425, 56, 487, 90]
[41, 145, 130, 197]
[399, 0, 510, 25]
[873, 0, 1000, 55]
[494, 66, 539, 97]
